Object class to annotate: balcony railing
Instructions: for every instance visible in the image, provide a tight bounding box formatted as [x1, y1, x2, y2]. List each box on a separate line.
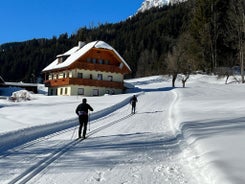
[44, 78, 124, 89]
[69, 62, 130, 74]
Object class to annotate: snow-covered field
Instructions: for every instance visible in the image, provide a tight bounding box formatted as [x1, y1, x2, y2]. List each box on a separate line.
[0, 74, 245, 184]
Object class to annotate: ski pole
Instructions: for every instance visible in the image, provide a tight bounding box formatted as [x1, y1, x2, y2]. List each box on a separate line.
[88, 112, 91, 131]
[71, 124, 77, 140]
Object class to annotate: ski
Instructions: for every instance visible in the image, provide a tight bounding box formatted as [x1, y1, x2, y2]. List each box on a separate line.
[76, 137, 84, 141]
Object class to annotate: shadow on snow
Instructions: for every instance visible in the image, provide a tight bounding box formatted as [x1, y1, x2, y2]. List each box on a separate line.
[49, 132, 184, 171]
[0, 132, 184, 173]
[126, 86, 175, 94]
[180, 116, 245, 142]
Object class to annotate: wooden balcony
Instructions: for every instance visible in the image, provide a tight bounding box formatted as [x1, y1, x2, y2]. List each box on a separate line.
[44, 78, 124, 89]
[69, 62, 130, 74]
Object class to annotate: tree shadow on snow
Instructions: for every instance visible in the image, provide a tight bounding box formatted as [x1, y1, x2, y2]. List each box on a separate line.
[126, 86, 176, 94]
[0, 132, 184, 175]
[180, 116, 245, 142]
[47, 132, 184, 172]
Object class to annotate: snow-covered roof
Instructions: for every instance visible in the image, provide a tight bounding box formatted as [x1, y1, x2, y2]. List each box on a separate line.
[42, 41, 131, 72]
[4, 82, 38, 87]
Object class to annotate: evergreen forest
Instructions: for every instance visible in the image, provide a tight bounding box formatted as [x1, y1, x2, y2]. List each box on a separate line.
[0, 0, 244, 83]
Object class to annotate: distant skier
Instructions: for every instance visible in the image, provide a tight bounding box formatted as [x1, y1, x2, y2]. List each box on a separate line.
[75, 98, 93, 139]
[130, 95, 138, 114]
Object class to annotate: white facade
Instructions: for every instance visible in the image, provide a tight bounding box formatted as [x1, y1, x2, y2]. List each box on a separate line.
[49, 85, 122, 96]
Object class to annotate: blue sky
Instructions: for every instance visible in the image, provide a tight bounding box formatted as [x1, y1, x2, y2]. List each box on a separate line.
[0, 0, 143, 44]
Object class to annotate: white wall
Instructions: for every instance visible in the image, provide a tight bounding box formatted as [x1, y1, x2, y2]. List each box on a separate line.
[47, 69, 124, 96]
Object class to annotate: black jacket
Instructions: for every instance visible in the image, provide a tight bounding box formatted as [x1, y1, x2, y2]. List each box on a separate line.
[76, 103, 93, 116]
[130, 96, 138, 104]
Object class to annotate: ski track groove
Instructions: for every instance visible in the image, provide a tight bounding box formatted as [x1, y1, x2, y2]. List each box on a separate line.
[0, 114, 109, 159]
[7, 112, 134, 184]
[0, 127, 76, 159]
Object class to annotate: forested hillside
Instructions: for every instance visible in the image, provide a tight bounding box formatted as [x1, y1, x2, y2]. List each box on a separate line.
[0, 0, 244, 83]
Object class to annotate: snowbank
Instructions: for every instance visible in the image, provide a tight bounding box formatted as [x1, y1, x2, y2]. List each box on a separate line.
[8, 90, 31, 102]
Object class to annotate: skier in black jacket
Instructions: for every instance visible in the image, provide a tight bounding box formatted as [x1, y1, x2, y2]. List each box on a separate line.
[75, 98, 93, 138]
[130, 95, 138, 114]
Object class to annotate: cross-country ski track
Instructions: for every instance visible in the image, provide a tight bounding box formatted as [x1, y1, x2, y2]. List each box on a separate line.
[3, 75, 245, 183]
[0, 87, 206, 184]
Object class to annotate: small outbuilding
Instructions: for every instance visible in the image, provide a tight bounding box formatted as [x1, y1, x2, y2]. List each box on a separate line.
[0, 76, 38, 94]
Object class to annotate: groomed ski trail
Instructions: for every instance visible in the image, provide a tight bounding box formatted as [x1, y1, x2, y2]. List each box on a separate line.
[26, 90, 205, 184]
[0, 108, 134, 184]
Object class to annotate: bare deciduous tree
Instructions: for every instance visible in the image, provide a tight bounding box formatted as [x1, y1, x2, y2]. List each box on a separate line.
[166, 32, 199, 88]
[227, 0, 245, 82]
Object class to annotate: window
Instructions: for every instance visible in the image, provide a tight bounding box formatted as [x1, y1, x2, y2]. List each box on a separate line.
[60, 88, 63, 95]
[92, 58, 96, 64]
[99, 59, 103, 64]
[92, 89, 99, 96]
[78, 73, 83, 78]
[108, 76, 113, 81]
[97, 74, 103, 80]
[78, 88, 84, 95]
[86, 58, 91, 62]
[65, 88, 68, 95]
[58, 57, 63, 64]
[90, 74, 93, 79]
[63, 73, 66, 78]
[119, 63, 124, 69]
[111, 90, 115, 95]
